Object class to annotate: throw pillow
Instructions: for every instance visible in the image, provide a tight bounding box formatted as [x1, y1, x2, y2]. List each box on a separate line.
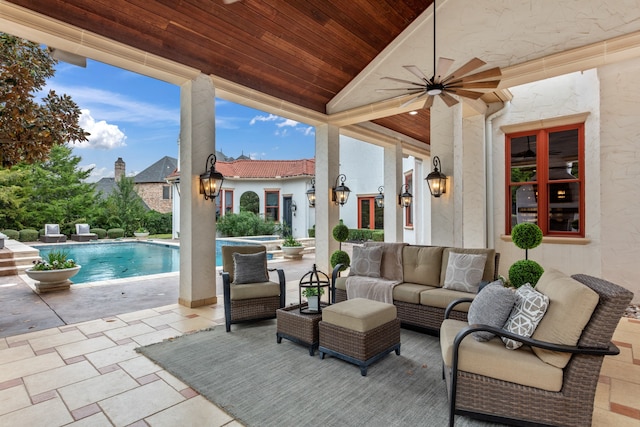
[502, 284, 549, 350]
[46, 224, 60, 234]
[349, 245, 383, 278]
[467, 281, 516, 341]
[443, 252, 487, 293]
[233, 252, 269, 284]
[77, 224, 90, 234]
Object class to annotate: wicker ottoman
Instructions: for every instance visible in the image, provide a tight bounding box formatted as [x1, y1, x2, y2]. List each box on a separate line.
[318, 298, 401, 376]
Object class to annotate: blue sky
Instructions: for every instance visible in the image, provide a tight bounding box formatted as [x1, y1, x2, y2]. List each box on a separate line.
[46, 60, 316, 182]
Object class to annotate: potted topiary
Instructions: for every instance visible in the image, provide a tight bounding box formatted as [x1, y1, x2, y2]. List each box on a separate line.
[302, 286, 325, 311]
[508, 222, 544, 288]
[25, 250, 81, 293]
[281, 235, 304, 259]
[330, 220, 350, 273]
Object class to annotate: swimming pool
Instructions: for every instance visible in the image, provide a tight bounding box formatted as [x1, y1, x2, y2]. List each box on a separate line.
[36, 239, 273, 284]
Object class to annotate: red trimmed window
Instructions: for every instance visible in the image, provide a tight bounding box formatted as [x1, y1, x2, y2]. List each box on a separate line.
[506, 124, 584, 236]
[224, 190, 233, 214]
[357, 197, 383, 230]
[265, 190, 279, 222]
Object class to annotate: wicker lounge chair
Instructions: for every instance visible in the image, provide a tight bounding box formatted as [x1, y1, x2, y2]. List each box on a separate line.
[221, 245, 285, 332]
[440, 273, 633, 427]
[40, 224, 67, 243]
[71, 224, 97, 242]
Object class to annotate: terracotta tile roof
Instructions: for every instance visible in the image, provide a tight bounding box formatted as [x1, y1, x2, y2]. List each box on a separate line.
[215, 159, 315, 179]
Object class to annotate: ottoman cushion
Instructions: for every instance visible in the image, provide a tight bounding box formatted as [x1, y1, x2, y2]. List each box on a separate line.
[322, 298, 397, 332]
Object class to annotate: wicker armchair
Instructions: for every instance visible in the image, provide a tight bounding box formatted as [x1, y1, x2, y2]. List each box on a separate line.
[441, 274, 633, 427]
[221, 245, 285, 332]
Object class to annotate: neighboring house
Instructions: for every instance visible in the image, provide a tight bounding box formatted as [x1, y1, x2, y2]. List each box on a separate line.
[95, 156, 177, 213]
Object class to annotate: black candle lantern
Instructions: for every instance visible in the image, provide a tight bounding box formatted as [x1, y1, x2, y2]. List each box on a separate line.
[299, 264, 330, 314]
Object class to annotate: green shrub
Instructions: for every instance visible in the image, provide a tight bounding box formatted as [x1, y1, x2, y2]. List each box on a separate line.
[330, 250, 350, 272]
[107, 228, 125, 238]
[371, 230, 384, 241]
[1, 229, 19, 240]
[91, 228, 107, 239]
[332, 220, 349, 242]
[511, 222, 543, 250]
[144, 211, 172, 235]
[216, 211, 276, 237]
[19, 229, 39, 242]
[508, 259, 544, 288]
[308, 226, 315, 238]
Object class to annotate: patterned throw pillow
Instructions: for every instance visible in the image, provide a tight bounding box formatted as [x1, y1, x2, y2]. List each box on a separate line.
[349, 245, 383, 278]
[502, 284, 549, 350]
[443, 252, 487, 293]
[467, 281, 516, 341]
[233, 252, 269, 284]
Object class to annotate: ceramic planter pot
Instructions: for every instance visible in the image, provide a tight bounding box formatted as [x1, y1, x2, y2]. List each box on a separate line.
[134, 232, 149, 238]
[25, 266, 81, 293]
[282, 246, 304, 259]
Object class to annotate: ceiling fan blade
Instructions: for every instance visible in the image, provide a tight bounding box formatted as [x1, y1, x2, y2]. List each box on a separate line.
[400, 90, 429, 108]
[423, 95, 435, 109]
[434, 57, 455, 81]
[441, 57, 486, 83]
[403, 65, 430, 82]
[446, 88, 484, 100]
[381, 76, 424, 87]
[450, 67, 502, 85]
[447, 80, 501, 89]
[223, 0, 242, 3]
[439, 91, 459, 107]
[376, 88, 425, 92]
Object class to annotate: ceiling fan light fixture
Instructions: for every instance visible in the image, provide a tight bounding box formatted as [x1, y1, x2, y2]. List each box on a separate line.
[427, 84, 443, 96]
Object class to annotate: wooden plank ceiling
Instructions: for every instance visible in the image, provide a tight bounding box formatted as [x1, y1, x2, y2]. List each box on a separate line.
[7, 0, 433, 145]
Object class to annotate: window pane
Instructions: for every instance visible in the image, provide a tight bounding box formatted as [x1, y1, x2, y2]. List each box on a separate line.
[548, 182, 580, 232]
[513, 184, 538, 226]
[510, 135, 537, 182]
[548, 129, 579, 180]
[266, 192, 278, 205]
[374, 204, 384, 229]
[265, 207, 278, 222]
[360, 199, 371, 229]
[225, 191, 233, 213]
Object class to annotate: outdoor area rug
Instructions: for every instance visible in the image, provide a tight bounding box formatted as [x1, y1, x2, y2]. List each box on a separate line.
[136, 320, 500, 427]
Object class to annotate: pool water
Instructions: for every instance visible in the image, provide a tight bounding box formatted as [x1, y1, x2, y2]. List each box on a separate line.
[36, 239, 273, 284]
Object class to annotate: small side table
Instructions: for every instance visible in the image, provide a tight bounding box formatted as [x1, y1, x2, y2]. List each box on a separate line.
[276, 303, 324, 356]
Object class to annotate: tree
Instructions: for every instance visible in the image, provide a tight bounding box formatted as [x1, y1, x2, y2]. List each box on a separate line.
[0, 33, 88, 167]
[104, 176, 147, 236]
[0, 166, 29, 229]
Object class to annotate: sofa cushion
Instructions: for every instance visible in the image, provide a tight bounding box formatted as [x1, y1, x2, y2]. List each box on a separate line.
[364, 242, 407, 281]
[322, 298, 397, 333]
[467, 281, 516, 341]
[393, 283, 437, 304]
[402, 246, 443, 286]
[532, 268, 600, 368]
[334, 276, 347, 291]
[440, 248, 496, 285]
[502, 284, 549, 350]
[349, 245, 383, 278]
[440, 319, 563, 392]
[420, 288, 472, 312]
[232, 252, 269, 284]
[443, 252, 487, 293]
[229, 282, 281, 300]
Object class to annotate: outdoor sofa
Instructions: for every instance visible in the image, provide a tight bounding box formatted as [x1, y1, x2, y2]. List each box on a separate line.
[40, 224, 67, 243]
[331, 242, 499, 334]
[71, 223, 98, 242]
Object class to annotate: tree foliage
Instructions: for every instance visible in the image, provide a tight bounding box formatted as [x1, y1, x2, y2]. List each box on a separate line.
[0, 33, 88, 167]
[103, 177, 147, 236]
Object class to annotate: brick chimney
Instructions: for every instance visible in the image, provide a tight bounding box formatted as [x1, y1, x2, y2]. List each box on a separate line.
[115, 157, 125, 182]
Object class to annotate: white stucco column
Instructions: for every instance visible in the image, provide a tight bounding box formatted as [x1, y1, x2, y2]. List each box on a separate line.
[315, 124, 340, 274]
[178, 73, 217, 307]
[461, 114, 487, 247]
[383, 143, 403, 242]
[429, 101, 460, 246]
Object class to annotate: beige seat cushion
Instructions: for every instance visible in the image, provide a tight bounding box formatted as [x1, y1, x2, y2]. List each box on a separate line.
[393, 283, 437, 304]
[440, 248, 496, 285]
[532, 268, 600, 368]
[229, 282, 281, 300]
[322, 298, 397, 332]
[420, 288, 473, 312]
[334, 276, 347, 291]
[402, 246, 443, 286]
[440, 319, 563, 392]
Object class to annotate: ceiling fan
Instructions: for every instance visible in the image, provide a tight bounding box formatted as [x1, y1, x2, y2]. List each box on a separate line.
[513, 136, 536, 159]
[377, 0, 501, 109]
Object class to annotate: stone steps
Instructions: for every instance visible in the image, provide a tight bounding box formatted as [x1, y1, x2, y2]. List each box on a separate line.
[0, 240, 40, 276]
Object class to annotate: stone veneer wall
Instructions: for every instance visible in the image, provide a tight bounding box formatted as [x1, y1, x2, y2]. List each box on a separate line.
[136, 183, 172, 213]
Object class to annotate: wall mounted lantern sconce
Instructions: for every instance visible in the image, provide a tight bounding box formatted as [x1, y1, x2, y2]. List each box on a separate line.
[290, 200, 297, 216]
[426, 156, 447, 198]
[398, 184, 413, 207]
[332, 174, 351, 206]
[375, 186, 385, 208]
[306, 179, 316, 207]
[200, 154, 224, 201]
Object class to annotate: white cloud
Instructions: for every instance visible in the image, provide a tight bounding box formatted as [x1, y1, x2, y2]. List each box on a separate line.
[299, 126, 314, 136]
[81, 164, 110, 183]
[74, 109, 127, 150]
[249, 114, 280, 125]
[276, 118, 299, 128]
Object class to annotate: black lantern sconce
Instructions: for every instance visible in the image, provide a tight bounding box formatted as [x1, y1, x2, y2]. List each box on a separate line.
[375, 186, 385, 208]
[199, 154, 224, 201]
[332, 174, 351, 206]
[398, 184, 413, 207]
[306, 178, 316, 207]
[426, 156, 447, 198]
[290, 200, 297, 216]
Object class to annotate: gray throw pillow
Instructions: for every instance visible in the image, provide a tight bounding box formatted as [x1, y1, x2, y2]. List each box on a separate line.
[502, 284, 549, 350]
[46, 224, 60, 234]
[348, 245, 383, 278]
[443, 252, 487, 293]
[78, 224, 90, 234]
[233, 252, 269, 284]
[467, 281, 516, 341]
